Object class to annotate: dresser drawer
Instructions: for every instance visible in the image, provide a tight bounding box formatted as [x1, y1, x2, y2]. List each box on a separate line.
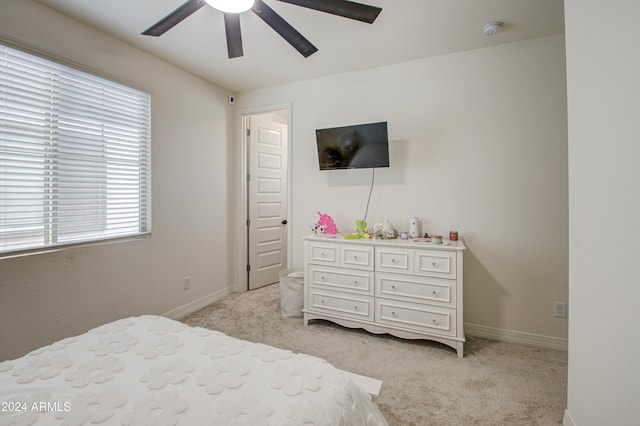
[376, 273, 455, 307]
[376, 298, 456, 337]
[308, 242, 338, 266]
[415, 250, 456, 279]
[308, 290, 374, 321]
[341, 244, 374, 270]
[376, 247, 413, 274]
[309, 265, 374, 295]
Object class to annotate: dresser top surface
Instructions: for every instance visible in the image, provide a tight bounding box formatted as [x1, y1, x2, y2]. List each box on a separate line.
[304, 235, 466, 251]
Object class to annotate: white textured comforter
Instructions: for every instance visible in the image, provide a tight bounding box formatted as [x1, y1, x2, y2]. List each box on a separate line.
[0, 315, 387, 425]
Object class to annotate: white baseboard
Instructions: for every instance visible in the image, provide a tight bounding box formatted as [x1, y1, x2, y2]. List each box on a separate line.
[465, 323, 568, 351]
[563, 409, 576, 426]
[163, 287, 231, 320]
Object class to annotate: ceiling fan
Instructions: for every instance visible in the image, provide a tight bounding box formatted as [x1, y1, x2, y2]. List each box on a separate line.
[142, 0, 382, 59]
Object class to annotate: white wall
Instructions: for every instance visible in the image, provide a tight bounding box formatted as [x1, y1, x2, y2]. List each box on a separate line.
[0, 1, 234, 360]
[564, 0, 640, 424]
[237, 35, 569, 345]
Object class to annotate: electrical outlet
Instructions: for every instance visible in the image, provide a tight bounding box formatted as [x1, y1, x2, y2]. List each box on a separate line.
[554, 302, 567, 318]
[183, 276, 191, 290]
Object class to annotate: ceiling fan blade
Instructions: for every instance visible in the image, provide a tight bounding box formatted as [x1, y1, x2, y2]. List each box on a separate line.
[224, 13, 244, 58]
[252, 0, 318, 58]
[142, 0, 207, 36]
[277, 0, 382, 24]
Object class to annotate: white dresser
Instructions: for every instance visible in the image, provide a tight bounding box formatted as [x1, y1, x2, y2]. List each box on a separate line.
[303, 236, 466, 357]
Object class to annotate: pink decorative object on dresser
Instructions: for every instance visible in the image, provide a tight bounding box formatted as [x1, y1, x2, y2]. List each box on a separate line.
[317, 211, 337, 234]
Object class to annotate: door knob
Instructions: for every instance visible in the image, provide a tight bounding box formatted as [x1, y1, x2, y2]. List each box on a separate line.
[281, 220, 288, 225]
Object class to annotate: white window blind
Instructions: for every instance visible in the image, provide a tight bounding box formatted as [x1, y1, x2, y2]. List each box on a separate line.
[0, 43, 151, 255]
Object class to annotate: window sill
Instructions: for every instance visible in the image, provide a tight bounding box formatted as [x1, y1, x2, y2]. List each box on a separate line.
[0, 233, 152, 260]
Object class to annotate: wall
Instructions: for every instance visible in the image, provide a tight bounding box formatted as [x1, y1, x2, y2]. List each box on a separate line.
[0, 1, 234, 360]
[236, 35, 569, 346]
[564, 0, 640, 424]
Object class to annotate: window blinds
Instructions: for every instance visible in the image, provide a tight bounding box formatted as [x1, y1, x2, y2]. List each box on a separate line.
[0, 43, 151, 255]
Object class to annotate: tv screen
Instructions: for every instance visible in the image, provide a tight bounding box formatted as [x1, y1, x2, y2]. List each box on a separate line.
[315, 121, 389, 170]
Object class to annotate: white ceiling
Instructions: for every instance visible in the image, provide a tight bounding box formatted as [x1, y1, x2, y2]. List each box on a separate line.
[34, 0, 565, 93]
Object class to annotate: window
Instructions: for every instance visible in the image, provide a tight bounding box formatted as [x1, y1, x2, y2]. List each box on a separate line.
[0, 43, 151, 255]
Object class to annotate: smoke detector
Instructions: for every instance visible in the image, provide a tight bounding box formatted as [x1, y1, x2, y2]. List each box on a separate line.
[483, 21, 504, 36]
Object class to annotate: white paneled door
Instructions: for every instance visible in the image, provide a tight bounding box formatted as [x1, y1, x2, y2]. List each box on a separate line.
[247, 112, 288, 290]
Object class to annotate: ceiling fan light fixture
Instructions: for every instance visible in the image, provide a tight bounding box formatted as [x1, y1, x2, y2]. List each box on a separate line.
[205, 0, 255, 14]
[142, 0, 382, 59]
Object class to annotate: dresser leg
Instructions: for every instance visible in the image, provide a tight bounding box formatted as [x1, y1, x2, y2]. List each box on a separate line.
[456, 342, 464, 358]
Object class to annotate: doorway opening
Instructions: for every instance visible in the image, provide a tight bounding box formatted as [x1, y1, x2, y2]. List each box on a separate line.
[243, 108, 290, 290]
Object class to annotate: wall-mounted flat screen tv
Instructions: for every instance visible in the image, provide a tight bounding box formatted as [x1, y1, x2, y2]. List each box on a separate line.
[315, 121, 389, 170]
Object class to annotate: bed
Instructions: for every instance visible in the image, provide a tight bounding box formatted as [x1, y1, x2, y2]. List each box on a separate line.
[0, 315, 387, 425]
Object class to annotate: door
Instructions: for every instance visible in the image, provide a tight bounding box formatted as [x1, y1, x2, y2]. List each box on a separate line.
[247, 112, 288, 290]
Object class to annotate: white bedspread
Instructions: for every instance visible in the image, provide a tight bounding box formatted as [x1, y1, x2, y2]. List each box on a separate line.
[0, 315, 387, 425]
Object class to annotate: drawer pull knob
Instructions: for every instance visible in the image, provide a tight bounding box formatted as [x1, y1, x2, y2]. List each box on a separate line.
[321, 276, 325, 280]
[391, 259, 396, 264]
[391, 285, 397, 290]
[354, 306, 358, 311]
[391, 311, 396, 316]
[321, 300, 325, 304]
[432, 290, 437, 295]
[432, 262, 437, 267]
[354, 280, 358, 285]
[354, 255, 358, 260]
[321, 252, 326, 257]
[432, 319, 437, 323]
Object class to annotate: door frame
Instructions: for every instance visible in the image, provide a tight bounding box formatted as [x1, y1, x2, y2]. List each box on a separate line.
[236, 102, 292, 292]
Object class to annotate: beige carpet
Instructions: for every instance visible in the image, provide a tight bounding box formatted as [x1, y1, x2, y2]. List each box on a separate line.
[181, 284, 567, 425]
